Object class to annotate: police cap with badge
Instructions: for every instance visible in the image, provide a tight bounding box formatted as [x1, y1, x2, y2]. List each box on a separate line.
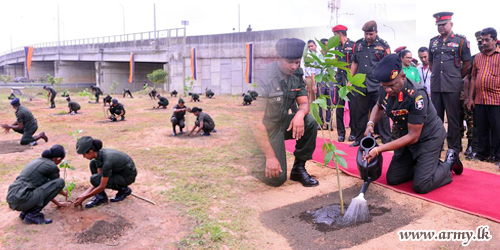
[433, 12, 453, 25]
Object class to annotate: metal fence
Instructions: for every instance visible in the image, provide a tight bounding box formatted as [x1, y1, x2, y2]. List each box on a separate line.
[0, 28, 186, 57]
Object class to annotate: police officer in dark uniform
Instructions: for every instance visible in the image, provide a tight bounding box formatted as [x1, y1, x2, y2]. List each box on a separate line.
[332, 24, 356, 142]
[109, 99, 126, 121]
[242, 92, 253, 105]
[171, 98, 188, 136]
[103, 94, 112, 106]
[91, 85, 103, 103]
[428, 12, 471, 159]
[188, 107, 216, 136]
[43, 86, 57, 108]
[364, 55, 463, 194]
[66, 97, 81, 114]
[170, 90, 178, 97]
[255, 38, 318, 187]
[74, 136, 137, 208]
[1, 98, 48, 146]
[123, 88, 133, 98]
[351, 20, 392, 146]
[248, 90, 259, 100]
[149, 89, 158, 100]
[6, 145, 71, 224]
[189, 92, 201, 102]
[155, 94, 169, 109]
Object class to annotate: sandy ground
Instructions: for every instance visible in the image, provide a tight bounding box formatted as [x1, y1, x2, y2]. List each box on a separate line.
[0, 90, 499, 249]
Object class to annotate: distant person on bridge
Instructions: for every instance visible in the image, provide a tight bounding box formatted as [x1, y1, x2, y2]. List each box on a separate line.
[123, 88, 133, 98]
[247, 25, 252, 32]
[91, 86, 103, 103]
[1, 98, 48, 146]
[43, 86, 57, 108]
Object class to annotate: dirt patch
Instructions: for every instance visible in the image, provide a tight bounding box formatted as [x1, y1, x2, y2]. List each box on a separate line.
[0, 140, 31, 154]
[75, 215, 131, 244]
[260, 185, 421, 250]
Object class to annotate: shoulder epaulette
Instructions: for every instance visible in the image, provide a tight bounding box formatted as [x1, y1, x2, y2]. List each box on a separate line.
[356, 38, 364, 44]
[430, 35, 439, 41]
[455, 33, 466, 39]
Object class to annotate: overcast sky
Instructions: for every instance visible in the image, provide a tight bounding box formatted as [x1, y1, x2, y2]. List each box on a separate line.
[0, 0, 496, 57]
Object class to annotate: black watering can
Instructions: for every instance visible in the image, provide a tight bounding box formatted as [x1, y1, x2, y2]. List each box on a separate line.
[356, 133, 383, 195]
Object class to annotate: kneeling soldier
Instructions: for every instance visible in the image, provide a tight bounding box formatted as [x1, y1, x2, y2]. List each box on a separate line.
[66, 97, 81, 115]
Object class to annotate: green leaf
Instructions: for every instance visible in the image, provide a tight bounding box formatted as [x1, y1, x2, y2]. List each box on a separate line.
[336, 104, 344, 109]
[338, 86, 349, 99]
[304, 56, 315, 64]
[327, 35, 340, 49]
[313, 98, 327, 110]
[323, 54, 334, 58]
[314, 74, 323, 83]
[324, 151, 334, 166]
[322, 142, 328, 153]
[330, 50, 345, 58]
[324, 58, 338, 66]
[310, 103, 323, 125]
[335, 155, 348, 169]
[348, 73, 367, 87]
[334, 149, 347, 155]
[352, 88, 366, 96]
[318, 94, 331, 100]
[316, 38, 328, 53]
[309, 52, 323, 65]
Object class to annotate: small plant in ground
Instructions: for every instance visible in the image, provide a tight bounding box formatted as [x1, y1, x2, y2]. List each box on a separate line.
[78, 88, 95, 102]
[59, 160, 76, 200]
[57, 110, 67, 115]
[69, 129, 84, 140]
[110, 81, 120, 94]
[184, 76, 195, 96]
[305, 35, 367, 215]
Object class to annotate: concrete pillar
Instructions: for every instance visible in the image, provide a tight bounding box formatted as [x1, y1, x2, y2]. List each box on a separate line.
[95, 62, 103, 88]
[5, 64, 24, 78]
[54, 61, 96, 84]
[29, 62, 55, 81]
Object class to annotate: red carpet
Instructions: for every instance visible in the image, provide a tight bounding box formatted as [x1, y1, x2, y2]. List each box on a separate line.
[285, 138, 500, 223]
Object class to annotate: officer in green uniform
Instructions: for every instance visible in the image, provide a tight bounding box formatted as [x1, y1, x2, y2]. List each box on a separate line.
[1, 98, 48, 146]
[91, 86, 103, 103]
[205, 88, 215, 98]
[333, 24, 356, 142]
[188, 107, 215, 136]
[428, 12, 471, 157]
[66, 97, 81, 114]
[364, 55, 463, 194]
[156, 94, 169, 109]
[255, 38, 318, 187]
[351, 20, 392, 146]
[109, 99, 126, 121]
[74, 136, 137, 208]
[43, 86, 57, 108]
[171, 98, 188, 136]
[6, 145, 71, 224]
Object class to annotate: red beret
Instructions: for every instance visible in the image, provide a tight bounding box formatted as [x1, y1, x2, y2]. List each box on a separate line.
[332, 25, 348, 32]
[394, 46, 407, 53]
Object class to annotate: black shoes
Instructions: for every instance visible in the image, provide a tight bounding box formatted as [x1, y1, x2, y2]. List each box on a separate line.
[201, 132, 210, 136]
[338, 135, 345, 142]
[23, 209, 52, 225]
[445, 149, 463, 175]
[121, 116, 125, 121]
[111, 187, 132, 202]
[349, 141, 360, 147]
[348, 135, 356, 142]
[19, 211, 27, 220]
[290, 159, 319, 187]
[464, 145, 473, 157]
[85, 191, 108, 208]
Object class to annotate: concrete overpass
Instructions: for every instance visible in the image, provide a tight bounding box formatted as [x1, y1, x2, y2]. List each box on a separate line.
[0, 27, 329, 95]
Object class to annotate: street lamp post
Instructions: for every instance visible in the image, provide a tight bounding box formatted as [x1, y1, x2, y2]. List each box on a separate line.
[383, 24, 396, 40]
[119, 4, 125, 35]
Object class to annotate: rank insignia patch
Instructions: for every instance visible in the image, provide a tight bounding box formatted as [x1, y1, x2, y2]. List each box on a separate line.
[415, 99, 424, 110]
[390, 70, 399, 80]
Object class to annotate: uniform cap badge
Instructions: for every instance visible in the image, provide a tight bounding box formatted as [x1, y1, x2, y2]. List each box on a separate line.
[390, 70, 399, 80]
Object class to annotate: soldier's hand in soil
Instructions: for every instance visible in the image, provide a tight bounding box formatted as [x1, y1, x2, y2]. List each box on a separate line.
[287, 115, 305, 140]
[265, 157, 282, 178]
[58, 202, 72, 208]
[74, 195, 86, 206]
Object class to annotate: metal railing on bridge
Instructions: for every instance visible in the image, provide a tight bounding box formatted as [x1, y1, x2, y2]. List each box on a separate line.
[1, 28, 186, 57]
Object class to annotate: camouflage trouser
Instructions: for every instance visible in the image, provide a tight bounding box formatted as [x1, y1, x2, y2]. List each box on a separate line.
[459, 91, 474, 140]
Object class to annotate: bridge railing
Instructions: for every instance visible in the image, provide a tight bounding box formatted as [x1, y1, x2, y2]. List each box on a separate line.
[0, 28, 186, 57]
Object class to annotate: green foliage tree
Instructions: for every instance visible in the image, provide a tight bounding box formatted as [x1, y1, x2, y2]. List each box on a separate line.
[304, 35, 367, 215]
[0, 75, 12, 85]
[147, 69, 168, 91]
[45, 74, 63, 88]
[110, 81, 120, 94]
[78, 88, 95, 101]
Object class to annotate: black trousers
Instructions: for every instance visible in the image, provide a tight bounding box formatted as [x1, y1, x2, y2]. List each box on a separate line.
[386, 133, 452, 194]
[49, 95, 56, 108]
[13, 124, 38, 145]
[171, 117, 185, 130]
[89, 160, 136, 190]
[353, 91, 391, 143]
[431, 91, 461, 151]
[474, 105, 500, 161]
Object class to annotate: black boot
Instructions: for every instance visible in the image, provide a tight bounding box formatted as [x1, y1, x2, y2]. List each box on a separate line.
[19, 211, 27, 220]
[23, 208, 52, 225]
[446, 149, 463, 175]
[464, 140, 473, 157]
[111, 187, 132, 202]
[290, 159, 319, 187]
[85, 191, 108, 208]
